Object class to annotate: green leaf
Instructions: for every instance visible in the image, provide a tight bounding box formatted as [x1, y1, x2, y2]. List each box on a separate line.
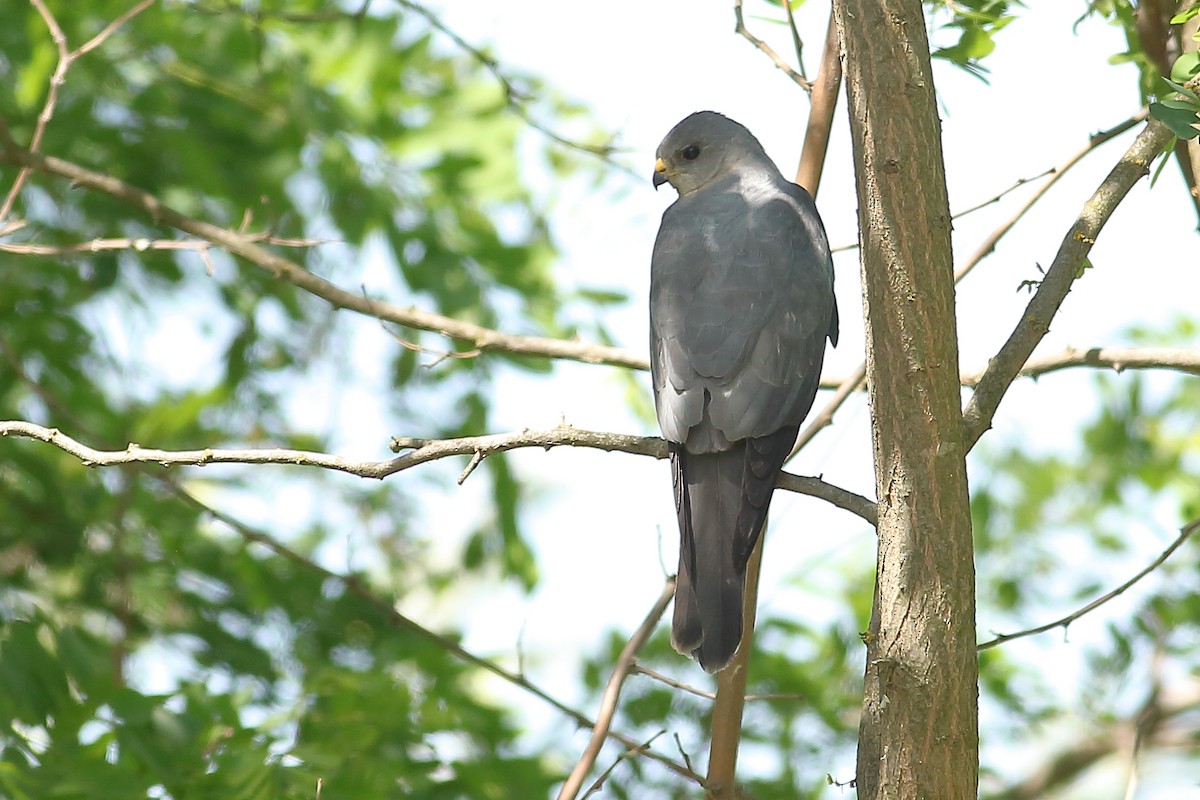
[1150, 135, 1177, 186]
[1149, 102, 1200, 139]
[1162, 76, 1200, 102]
[1170, 51, 1200, 86]
[1169, 6, 1200, 24]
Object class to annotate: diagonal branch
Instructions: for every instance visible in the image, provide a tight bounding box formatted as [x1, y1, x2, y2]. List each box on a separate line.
[977, 517, 1200, 651]
[962, 117, 1176, 450]
[580, 731, 667, 799]
[558, 579, 678, 800]
[989, 679, 1200, 800]
[163, 478, 703, 785]
[789, 110, 1149, 461]
[0, 420, 879, 524]
[952, 110, 1148, 284]
[0, 137, 646, 371]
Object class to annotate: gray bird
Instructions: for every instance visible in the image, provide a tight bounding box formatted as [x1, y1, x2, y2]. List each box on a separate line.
[650, 111, 838, 672]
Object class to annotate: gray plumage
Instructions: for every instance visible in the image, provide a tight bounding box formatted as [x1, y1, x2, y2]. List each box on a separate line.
[650, 111, 838, 672]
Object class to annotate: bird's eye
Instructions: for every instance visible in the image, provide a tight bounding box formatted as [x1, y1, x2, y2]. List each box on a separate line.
[682, 144, 701, 161]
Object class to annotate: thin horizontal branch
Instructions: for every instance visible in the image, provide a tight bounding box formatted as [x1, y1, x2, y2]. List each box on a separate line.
[977, 517, 1200, 651]
[0, 233, 328, 255]
[962, 346, 1200, 385]
[0, 420, 878, 524]
[394, 427, 883, 523]
[631, 665, 804, 703]
[962, 117, 1176, 451]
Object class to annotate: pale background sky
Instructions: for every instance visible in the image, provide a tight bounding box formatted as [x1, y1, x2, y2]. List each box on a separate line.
[117, 1, 1200, 796]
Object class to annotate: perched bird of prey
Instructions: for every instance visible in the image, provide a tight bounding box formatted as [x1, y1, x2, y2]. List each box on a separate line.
[650, 111, 838, 672]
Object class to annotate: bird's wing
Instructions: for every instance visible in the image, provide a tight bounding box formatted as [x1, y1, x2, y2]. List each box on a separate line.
[650, 178, 837, 451]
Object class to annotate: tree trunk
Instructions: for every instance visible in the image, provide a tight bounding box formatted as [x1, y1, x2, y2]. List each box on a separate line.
[832, 2, 979, 798]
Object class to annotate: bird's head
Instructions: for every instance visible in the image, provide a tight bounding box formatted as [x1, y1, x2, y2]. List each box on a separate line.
[653, 111, 770, 196]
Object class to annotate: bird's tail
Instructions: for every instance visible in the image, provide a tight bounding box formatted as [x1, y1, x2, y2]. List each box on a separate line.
[669, 428, 796, 672]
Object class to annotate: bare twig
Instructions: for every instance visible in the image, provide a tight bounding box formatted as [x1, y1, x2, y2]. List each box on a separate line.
[391, 0, 625, 163]
[790, 341, 1200, 461]
[632, 664, 804, 703]
[962, 117, 1176, 450]
[673, 734, 697, 775]
[951, 168, 1054, 219]
[977, 517, 1200, 651]
[633, 665, 719, 700]
[0, 420, 879, 524]
[733, 0, 813, 91]
[829, 165, 1056, 255]
[783, 0, 808, 83]
[580, 731, 667, 800]
[76, 0, 158, 57]
[364, 284, 483, 367]
[161, 479, 703, 785]
[0, 0, 156, 225]
[559, 580, 678, 800]
[953, 109, 1148, 284]
[789, 362, 866, 458]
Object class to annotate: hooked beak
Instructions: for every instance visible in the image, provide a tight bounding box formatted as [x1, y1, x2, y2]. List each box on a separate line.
[652, 157, 670, 190]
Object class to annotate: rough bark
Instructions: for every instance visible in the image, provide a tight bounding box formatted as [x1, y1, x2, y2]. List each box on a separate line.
[832, 1, 979, 798]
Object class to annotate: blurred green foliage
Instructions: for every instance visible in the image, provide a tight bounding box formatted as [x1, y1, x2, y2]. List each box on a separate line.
[0, 0, 609, 795]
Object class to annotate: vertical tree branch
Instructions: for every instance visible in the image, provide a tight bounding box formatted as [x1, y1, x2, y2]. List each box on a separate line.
[834, 1, 978, 798]
[795, 12, 842, 193]
[703, 539, 763, 798]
